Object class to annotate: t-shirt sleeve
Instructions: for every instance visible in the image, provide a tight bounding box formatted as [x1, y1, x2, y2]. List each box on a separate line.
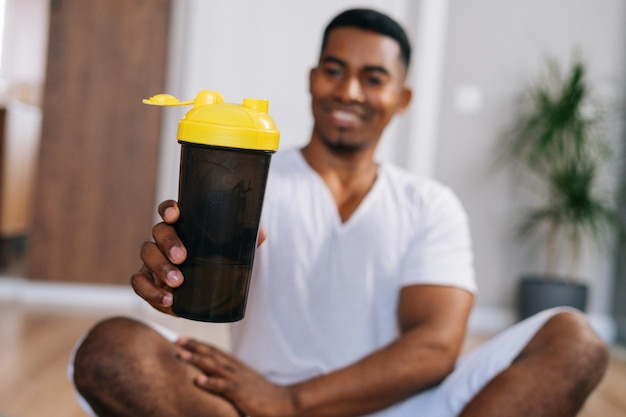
[400, 184, 477, 293]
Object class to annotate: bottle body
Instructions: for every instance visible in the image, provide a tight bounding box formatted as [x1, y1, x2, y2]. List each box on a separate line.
[173, 143, 273, 322]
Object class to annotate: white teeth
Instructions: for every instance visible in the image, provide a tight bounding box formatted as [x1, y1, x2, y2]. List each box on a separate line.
[333, 110, 360, 122]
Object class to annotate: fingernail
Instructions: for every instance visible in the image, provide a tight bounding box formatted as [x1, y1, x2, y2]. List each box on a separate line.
[170, 246, 185, 263]
[162, 293, 173, 306]
[167, 270, 182, 285]
[164, 207, 176, 221]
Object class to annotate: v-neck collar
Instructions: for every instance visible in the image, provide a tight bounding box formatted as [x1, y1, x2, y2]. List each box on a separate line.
[293, 149, 384, 230]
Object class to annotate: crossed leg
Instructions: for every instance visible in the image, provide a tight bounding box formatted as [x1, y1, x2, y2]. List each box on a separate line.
[460, 310, 608, 417]
[72, 317, 241, 417]
[72, 309, 608, 417]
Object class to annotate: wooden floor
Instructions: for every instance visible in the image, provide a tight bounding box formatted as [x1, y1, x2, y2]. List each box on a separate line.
[1, 301, 626, 417]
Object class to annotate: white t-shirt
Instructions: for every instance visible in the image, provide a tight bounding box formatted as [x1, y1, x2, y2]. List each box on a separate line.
[230, 148, 476, 410]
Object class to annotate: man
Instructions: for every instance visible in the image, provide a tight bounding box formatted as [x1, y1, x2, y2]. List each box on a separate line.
[72, 8, 608, 417]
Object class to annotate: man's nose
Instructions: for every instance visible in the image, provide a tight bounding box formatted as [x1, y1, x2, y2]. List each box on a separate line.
[337, 76, 365, 102]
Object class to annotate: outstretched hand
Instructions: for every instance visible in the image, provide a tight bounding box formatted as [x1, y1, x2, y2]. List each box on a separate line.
[131, 200, 267, 316]
[177, 338, 296, 417]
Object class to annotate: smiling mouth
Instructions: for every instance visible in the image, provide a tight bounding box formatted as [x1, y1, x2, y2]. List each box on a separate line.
[331, 109, 362, 126]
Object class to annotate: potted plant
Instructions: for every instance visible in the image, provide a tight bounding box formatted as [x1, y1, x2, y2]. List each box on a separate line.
[501, 55, 621, 319]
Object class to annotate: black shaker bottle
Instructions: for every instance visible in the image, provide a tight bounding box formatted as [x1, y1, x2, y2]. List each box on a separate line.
[144, 90, 279, 322]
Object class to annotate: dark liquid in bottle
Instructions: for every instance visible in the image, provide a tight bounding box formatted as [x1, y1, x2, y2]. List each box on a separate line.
[174, 258, 251, 322]
[172, 144, 272, 322]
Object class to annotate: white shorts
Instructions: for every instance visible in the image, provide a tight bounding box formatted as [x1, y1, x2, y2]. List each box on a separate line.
[69, 307, 575, 417]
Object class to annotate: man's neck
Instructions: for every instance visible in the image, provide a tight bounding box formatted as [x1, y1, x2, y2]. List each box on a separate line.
[301, 141, 378, 223]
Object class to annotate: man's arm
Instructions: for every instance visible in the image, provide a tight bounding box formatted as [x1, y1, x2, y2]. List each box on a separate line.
[180, 284, 473, 417]
[286, 284, 473, 416]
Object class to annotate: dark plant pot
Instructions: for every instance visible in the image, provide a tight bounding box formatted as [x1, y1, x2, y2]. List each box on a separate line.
[517, 274, 588, 320]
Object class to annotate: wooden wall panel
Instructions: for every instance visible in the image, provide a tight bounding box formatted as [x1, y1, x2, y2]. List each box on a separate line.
[28, 0, 171, 283]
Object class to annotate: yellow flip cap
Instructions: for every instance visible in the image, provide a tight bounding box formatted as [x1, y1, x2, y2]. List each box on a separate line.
[143, 90, 280, 151]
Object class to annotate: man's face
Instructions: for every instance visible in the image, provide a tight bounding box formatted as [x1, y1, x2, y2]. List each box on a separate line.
[309, 27, 412, 154]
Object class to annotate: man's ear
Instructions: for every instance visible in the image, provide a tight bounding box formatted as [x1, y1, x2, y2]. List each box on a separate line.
[309, 67, 317, 93]
[396, 87, 413, 114]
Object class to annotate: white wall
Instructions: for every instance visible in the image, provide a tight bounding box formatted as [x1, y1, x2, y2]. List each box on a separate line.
[1, 0, 48, 103]
[435, 0, 626, 316]
[0, 0, 48, 235]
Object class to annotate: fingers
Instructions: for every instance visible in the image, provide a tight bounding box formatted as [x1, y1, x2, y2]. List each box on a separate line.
[158, 200, 180, 224]
[178, 338, 229, 360]
[177, 338, 241, 374]
[140, 240, 184, 287]
[195, 374, 236, 398]
[153, 222, 187, 265]
[177, 338, 292, 417]
[130, 265, 174, 315]
[177, 341, 242, 397]
[132, 200, 185, 316]
[133, 240, 183, 315]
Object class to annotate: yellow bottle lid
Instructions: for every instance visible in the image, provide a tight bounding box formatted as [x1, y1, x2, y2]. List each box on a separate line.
[143, 90, 280, 151]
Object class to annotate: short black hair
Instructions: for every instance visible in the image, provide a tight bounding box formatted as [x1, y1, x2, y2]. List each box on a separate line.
[321, 8, 412, 69]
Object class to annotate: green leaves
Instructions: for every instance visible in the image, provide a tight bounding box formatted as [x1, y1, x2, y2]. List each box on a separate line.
[503, 56, 620, 279]
[509, 60, 596, 174]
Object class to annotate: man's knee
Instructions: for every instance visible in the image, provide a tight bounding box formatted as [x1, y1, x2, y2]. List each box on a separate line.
[72, 316, 152, 410]
[518, 310, 609, 387]
[533, 310, 607, 356]
[72, 317, 242, 417]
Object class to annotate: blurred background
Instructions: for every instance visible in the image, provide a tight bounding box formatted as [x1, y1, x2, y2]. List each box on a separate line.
[0, 0, 624, 346]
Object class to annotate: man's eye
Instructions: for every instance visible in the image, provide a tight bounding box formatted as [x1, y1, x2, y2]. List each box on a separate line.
[366, 76, 384, 86]
[324, 67, 342, 77]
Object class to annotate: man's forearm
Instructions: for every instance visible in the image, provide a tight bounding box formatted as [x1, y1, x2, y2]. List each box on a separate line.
[287, 328, 457, 417]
